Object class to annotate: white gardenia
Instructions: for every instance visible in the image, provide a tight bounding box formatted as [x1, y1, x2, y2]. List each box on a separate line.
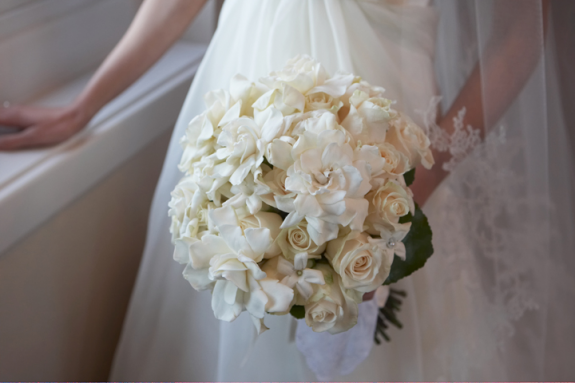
[185, 206, 292, 325]
[169, 55, 433, 334]
[278, 128, 373, 245]
[341, 90, 396, 146]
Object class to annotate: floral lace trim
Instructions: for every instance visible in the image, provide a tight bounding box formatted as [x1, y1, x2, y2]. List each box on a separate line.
[417, 96, 481, 172]
[416, 96, 548, 376]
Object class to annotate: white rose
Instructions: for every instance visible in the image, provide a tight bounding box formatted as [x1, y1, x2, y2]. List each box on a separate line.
[304, 92, 342, 113]
[325, 230, 394, 293]
[341, 90, 396, 146]
[365, 179, 414, 235]
[209, 205, 283, 258]
[275, 220, 326, 261]
[386, 113, 434, 169]
[304, 264, 358, 334]
[376, 142, 410, 177]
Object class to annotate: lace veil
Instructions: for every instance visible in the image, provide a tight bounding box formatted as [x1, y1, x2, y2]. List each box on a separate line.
[409, 0, 575, 379]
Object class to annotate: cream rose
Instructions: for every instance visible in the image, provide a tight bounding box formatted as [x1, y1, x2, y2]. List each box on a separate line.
[386, 113, 434, 169]
[377, 142, 410, 176]
[366, 179, 414, 235]
[304, 264, 358, 334]
[275, 221, 326, 261]
[304, 92, 342, 113]
[325, 230, 394, 293]
[209, 205, 283, 258]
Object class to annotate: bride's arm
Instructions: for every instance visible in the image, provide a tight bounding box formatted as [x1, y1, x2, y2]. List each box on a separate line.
[0, 0, 207, 150]
[412, 0, 550, 205]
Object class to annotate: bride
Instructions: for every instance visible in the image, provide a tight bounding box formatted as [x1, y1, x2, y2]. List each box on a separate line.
[1, 0, 574, 380]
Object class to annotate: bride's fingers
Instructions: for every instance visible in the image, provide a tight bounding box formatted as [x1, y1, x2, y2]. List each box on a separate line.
[0, 127, 47, 150]
[362, 291, 375, 302]
[0, 105, 35, 129]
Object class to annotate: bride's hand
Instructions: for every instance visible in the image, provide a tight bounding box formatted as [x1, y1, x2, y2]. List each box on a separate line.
[362, 291, 375, 302]
[0, 0, 207, 151]
[410, 146, 451, 207]
[0, 103, 90, 150]
[410, 162, 447, 207]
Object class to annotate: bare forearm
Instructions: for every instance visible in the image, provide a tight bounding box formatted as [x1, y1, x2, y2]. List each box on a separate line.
[412, 1, 549, 205]
[438, 0, 549, 137]
[74, 0, 207, 119]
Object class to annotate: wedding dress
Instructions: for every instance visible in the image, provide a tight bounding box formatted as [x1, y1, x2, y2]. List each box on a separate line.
[110, 0, 575, 381]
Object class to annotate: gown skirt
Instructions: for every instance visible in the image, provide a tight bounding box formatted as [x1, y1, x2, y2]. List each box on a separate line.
[110, 0, 443, 380]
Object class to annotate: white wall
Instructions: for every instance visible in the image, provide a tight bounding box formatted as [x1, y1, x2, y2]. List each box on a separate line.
[0, 130, 171, 381]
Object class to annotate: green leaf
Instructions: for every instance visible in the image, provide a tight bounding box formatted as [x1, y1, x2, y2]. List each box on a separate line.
[383, 203, 434, 285]
[403, 168, 416, 186]
[290, 305, 305, 319]
[262, 156, 274, 169]
[398, 211, 412, 224]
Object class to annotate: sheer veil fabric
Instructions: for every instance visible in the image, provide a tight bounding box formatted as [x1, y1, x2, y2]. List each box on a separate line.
[110, 0, 575, 380]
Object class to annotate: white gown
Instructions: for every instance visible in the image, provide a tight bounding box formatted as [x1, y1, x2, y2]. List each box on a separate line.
[110, 0, 437, 380]
[110, 0, 575, 380]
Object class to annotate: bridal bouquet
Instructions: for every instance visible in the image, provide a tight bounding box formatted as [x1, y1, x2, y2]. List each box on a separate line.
[169, 55, 434, 337]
